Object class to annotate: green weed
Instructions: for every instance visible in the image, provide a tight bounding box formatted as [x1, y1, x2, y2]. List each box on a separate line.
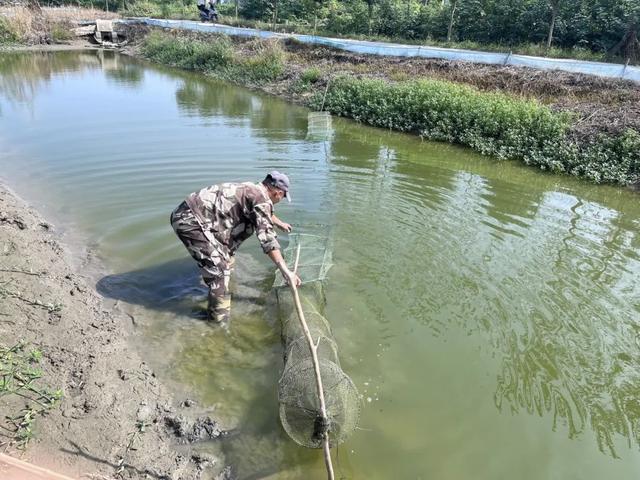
[0, 342, 62, 449]
[301, 67, 322, 84]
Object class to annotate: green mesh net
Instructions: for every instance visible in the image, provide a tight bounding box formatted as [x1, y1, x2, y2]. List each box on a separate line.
[274, 234, 360, 449]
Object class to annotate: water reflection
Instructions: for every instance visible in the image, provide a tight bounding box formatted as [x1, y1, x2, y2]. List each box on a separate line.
[0, 50, 146, 105]
[175, 76, 253, 119]
[328, 121, 640, 458]
[174, 75, 308, 143]
[0, 50, 97, 104]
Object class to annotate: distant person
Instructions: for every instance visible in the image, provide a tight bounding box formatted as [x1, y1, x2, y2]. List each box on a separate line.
[197, 0, 218, 22]
[170, 172, 301, 324]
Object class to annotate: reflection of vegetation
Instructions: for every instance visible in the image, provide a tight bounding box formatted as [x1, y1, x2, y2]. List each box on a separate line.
[0, 51, 100, 104]
[174, 74, 307, 140]
[175, 76, 253, 118]
[0, 50, 145, 103]
[328, 122, 640, 458]
[492, 193, 640, 458]
[104, 61, 145, 87]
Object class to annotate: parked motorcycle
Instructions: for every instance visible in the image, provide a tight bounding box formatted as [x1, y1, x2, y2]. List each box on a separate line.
[198, 4, 219, 22]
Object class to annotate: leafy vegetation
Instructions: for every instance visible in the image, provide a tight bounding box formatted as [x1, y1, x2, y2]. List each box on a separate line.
[313, 76, 570, 159]
[313, 75, 639, 185]
[50, 22, 73, 42]
[222, 0, 639, 63]
[301, 66, 321, 84]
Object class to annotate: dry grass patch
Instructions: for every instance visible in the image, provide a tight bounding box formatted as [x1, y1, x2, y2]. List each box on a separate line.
[0, 6, 119, 45]
[42, 6, 119, 23]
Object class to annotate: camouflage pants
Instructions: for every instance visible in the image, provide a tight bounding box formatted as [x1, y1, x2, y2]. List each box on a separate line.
[170, 201, 234, 323]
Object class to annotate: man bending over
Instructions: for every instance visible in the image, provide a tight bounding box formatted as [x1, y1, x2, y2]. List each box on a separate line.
[171, 171, 301, 324]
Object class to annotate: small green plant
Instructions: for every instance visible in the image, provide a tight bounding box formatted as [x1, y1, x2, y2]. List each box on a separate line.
[29, 349, 43, 363]
[116, 420, 150, 476]
[301, 67, 321, 84]
[50, 23, 73, 43]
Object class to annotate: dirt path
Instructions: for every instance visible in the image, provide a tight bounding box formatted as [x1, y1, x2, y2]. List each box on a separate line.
[0, 184, 229, 480]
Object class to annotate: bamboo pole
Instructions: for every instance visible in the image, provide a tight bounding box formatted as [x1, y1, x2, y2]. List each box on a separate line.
[290, 243, 335, 480]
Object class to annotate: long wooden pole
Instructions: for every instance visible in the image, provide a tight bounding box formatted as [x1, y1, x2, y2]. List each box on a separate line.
[291, 244, 335, 480]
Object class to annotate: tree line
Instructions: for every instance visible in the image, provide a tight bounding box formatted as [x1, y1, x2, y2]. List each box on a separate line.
[235, 0, 639, 60]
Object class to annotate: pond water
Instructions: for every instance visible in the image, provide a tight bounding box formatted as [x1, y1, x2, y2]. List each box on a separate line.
[1, 50, 640, 480]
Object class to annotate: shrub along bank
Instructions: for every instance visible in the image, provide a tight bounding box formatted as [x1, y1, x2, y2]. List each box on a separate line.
[141, 31, 284, 84]
[312, 77, 640, 185]
[139, 30, 639, 187]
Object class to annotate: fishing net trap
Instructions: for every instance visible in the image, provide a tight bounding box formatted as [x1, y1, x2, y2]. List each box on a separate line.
[273, 233, 360, 449]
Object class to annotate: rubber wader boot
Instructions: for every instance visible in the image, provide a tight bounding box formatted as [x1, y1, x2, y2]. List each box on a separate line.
[208, 292, 231, 324]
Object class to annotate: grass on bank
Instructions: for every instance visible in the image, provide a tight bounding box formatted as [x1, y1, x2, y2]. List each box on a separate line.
[0, 342, 62, 449]
[0, 6, 118, 45]
[141, 31, 284, 83]
[0, 17, 20, 44]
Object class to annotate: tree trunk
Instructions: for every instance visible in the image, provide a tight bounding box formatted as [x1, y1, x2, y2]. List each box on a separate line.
[546, 0, 558, 49]
[235, 0, 238, 19]
[368, 0, 374, 35]
[272, 0, 278, 29]
[447, 0, 457, 42]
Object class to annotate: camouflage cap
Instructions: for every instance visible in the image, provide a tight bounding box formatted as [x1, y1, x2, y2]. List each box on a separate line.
[265, 171, 291, 202]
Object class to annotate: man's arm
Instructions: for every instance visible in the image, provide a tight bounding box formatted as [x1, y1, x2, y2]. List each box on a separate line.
[268, 249, 301, 287]
[271, 214, 292, 233]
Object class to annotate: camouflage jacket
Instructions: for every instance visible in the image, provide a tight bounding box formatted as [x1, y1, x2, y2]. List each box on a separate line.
[184, 182, 280, 255]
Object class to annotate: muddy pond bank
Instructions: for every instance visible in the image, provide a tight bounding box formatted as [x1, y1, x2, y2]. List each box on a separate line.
[0, 184, 231, 480]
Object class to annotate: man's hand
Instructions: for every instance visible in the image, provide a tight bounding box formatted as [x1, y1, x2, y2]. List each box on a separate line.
[283, 268, 302, 287]
[276, 222, 293, 233]
[272, 214, 293, 233]
[269, 250, 301, 287]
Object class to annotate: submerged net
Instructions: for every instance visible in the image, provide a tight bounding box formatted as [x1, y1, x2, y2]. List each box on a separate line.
[307, 111, 333, 142]
[274, 233, 360, 448]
